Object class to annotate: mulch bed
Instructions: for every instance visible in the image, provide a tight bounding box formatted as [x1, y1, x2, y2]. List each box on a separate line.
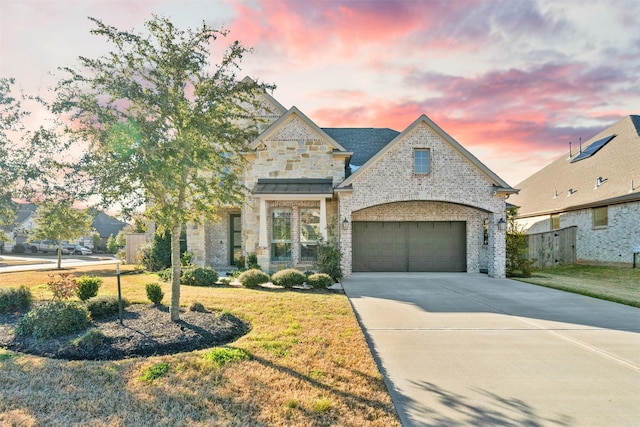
[0, 304, 250, 361]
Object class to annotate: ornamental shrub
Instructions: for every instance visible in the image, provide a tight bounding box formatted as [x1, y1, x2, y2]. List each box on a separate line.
[0, 286, 32, 313]
[138, 231, 187, 272]
[76, 275, 102, 301]
[46, 273, 78, 300]
[189, 301, 208, 313]
[181, 266, 219, 287]
[71, 328, 106, 349]
[15, 301, 90, 339]
[158, 268, 172, 282]
[271, 268, 306, 288]
[86, 295, 131, 318]
[306, 273, 333, 289]
[146, 283, 164, 305]
[237, 269, 270, 288]
[316, 243, 342, 282]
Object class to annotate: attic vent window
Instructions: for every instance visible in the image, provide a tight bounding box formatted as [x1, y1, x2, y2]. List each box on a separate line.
[570, 135, 616, 163]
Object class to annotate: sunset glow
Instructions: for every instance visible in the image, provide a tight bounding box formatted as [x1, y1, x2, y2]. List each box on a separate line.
[1, 0, 638, 186]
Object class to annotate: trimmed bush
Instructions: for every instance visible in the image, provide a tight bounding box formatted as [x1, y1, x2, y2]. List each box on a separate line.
[76, 275, 102, 301]
[237, 269, 270, 288]
[146, 283, 164, 305]
[271, 268, 306, 288]
[189, 301, 208, 313]
[181, 266, 218, 287]
[86, 295, 131, 318]
[0, 286, 32, 313]
[71, 328, 106, 349]
[306, 273, 333, 289]
[15, 301, 91, 339]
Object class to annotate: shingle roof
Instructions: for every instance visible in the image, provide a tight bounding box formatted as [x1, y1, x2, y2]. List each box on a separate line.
[510, 115, 640, 217]
[92, 211, 128, 238]
[254, 179, 334, 195]
[321, 128, 400, 166]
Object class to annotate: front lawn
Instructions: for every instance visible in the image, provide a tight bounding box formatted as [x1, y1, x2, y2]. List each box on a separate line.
[0, 265, 400, 426]
[516, 264, 640, 308]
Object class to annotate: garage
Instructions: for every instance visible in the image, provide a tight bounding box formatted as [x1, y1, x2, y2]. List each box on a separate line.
[352, 221, 466, 272]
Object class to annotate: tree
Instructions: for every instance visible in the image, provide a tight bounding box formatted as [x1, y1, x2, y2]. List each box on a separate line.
[0, 78, 28, 239]
[54, 16, 273, 320]
[30, 201, 93, 269]
[505, 206, 534, 277]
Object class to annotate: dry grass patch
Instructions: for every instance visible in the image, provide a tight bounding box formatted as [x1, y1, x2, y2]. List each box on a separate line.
[0, 267, 400, 426]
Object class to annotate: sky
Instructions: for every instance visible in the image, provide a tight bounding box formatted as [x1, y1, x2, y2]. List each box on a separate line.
[1, 0, 639, 187]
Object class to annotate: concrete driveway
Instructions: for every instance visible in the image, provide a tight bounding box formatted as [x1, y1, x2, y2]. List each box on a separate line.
[342, 273, 640, 427]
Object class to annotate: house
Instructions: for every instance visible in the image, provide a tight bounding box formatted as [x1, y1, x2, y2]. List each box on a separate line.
[510, 115, 640, 267]
[187, 89, 517, 278]
[1, 202, 127, 251]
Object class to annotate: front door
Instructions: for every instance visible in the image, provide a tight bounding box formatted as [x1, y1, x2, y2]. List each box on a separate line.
[230, 214, 242, 266]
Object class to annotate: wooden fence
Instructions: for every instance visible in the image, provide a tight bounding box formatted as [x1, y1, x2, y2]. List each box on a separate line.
[125, 233, 147, 264]
[526, 226, 577, 269]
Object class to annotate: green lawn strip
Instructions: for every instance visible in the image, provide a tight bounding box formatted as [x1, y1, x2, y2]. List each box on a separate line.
[515, 265, 640, 308]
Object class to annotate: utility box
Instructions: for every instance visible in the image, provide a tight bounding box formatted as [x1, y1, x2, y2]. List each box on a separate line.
[634, 247, 640, 268]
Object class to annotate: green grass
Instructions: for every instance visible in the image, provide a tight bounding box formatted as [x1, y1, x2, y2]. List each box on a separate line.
[516, 265, 640, 307]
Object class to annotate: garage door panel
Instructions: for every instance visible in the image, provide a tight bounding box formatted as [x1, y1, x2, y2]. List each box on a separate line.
[353, 221, 466, 272]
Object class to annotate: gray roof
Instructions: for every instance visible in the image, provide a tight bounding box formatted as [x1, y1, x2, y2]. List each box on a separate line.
[91, 211, 128, 238]
[254, 179, 334, 195]
[510, 115, 640, 217]
[322, 128, 400, 166]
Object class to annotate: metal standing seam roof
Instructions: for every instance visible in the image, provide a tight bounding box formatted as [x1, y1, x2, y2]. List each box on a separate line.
[253, 179, 334, 195]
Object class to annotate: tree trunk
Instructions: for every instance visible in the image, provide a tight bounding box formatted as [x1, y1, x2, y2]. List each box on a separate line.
[57, 236, 62, 269]
[170, 223, 182, 321]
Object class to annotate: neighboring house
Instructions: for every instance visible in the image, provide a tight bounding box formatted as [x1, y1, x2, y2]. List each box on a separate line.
[187, 88, 517, 278]
[1, 202, 127, 251]
[510, 115, 640, 267]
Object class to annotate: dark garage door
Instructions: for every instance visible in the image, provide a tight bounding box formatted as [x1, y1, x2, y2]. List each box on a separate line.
[352, 221, 466, 272]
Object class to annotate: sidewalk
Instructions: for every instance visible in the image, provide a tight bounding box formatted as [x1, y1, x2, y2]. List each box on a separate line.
[0, 255, 119, 273]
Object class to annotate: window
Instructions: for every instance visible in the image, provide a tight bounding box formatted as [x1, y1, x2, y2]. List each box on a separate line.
[592, 206, 608, 228]
[414, 149, 430, 174]
[551, 214, 560, 230]
[271, 208, 291, 260]
[300, 208, 320, 261]
[483, 219, 489, 245]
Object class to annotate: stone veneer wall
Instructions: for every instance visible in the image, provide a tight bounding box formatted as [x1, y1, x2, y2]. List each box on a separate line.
[518, 200, 640, 266]
[242, 114, 345, 271]
[339, 122, 507, 277]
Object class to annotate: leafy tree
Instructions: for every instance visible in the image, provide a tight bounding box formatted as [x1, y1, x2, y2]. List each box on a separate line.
[505, 206, 534, 277]
[106, 234, 118, 253]
[54, 16, 273, 320]
[30, 201, 92, 269]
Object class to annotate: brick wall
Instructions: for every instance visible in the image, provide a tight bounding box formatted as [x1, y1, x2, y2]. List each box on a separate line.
[518, 201, 640, 266]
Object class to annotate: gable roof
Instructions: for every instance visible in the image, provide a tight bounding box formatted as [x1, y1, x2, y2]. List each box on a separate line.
[336, 114, 516, 192]
[92, 211, 128, 238]
[249, 107, 348, 152]
[322, 128, 400, 166]
[510, 115, 640, 217]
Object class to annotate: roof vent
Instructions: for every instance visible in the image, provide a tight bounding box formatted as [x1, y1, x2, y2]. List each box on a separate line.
[567, 188, 576, 196]
[594, 176, 607, 189]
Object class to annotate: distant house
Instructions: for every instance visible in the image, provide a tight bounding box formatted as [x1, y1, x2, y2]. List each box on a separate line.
[187, 87, 517, 277]
[510, 115, 640, 267]
[1, 202, 127, 251]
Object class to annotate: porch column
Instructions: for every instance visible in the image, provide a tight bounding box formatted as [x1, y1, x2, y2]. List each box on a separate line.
[320, 198, 328, 242]
[259, 198, 268, 247]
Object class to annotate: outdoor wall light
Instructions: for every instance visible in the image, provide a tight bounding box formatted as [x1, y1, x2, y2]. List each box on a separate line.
[497, 217, 507, 232]
[342, 217, 349, 230]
